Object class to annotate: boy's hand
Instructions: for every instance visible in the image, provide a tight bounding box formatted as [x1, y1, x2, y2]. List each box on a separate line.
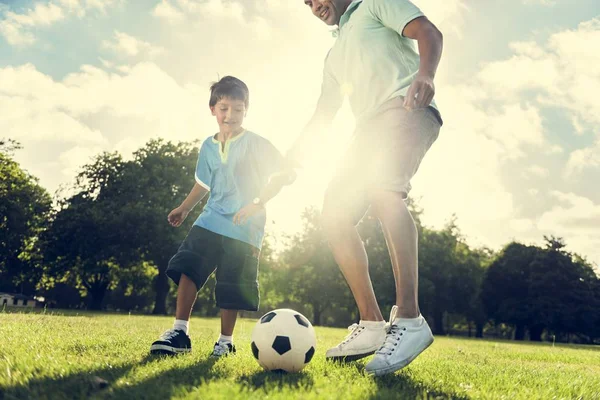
[233, 204, 263, 225]
[168, 206, 190, 227]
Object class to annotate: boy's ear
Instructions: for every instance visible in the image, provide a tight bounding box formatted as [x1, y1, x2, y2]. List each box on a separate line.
[210, 106, 216, 116]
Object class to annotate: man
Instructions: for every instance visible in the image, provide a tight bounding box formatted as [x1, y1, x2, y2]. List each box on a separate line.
[287, 0, 444, 376]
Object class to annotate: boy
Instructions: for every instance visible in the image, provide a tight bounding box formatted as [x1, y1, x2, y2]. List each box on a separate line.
[150, 76, 295, 357]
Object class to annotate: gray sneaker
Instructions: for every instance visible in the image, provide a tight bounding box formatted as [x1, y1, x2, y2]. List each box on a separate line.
[365, 306, 434, 376]
[325, 321, 387, 362]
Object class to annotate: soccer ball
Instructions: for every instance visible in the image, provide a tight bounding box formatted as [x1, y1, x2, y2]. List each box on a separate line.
[251, 308, 317, 373]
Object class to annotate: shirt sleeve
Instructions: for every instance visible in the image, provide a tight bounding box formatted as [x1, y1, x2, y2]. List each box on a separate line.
[258, 138, 286, 183]
[195, 142, 211, 191]
[368, 0, 424, 37]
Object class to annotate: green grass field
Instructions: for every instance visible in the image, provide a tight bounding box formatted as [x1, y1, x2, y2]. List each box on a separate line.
[1, 310, 599, 400]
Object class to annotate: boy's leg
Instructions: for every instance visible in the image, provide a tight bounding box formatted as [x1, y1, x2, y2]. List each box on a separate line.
[151, 226, 220, 355]
[175, 274, 199, 321]
[211, 309, 238, 357]
[220, 308, 238, 336]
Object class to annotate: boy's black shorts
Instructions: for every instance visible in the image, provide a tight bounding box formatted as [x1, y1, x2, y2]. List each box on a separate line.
[166, 226, 260, 311]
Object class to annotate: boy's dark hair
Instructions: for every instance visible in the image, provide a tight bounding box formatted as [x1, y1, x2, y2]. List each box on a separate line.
[209, 76, 249, 109]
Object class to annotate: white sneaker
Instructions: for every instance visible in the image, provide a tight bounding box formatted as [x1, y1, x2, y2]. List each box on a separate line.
[326, 320, 386, 362]
[365, 306, 434, 376]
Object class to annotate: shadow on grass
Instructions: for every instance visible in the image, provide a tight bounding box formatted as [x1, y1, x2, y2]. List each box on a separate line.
[0, 354, 221, 400]
[369, 373, 470, 400]
[238, 369, 314, 392]
[104, 355, 222, 399]
[1, 362, 135, 400]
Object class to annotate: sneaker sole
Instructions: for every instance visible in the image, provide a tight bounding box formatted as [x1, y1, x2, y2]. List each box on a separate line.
[326, 350, 377, 363]
[366, 336, 434, 376]
[150, 344, 191, 355]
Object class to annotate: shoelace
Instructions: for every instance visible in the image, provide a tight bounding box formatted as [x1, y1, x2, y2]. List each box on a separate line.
[341, 323, 365, 345]
[159, 329, 179, 341]
[376, 324, 407, 355]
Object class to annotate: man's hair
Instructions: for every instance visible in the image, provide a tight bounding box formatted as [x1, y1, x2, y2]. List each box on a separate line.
[209, 76, 249, 109]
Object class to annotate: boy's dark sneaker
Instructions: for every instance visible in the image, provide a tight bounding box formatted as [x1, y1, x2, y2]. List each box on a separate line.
[150, 329, 191, 355]
[211, 341, 236, 358]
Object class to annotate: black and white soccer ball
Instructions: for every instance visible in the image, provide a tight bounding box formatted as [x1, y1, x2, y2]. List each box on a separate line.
[251, 308, 317, 373]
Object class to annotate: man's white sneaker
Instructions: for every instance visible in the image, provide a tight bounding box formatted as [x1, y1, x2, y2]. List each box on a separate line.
[326, 320, 386, 362]
[365, 306, 434, 376]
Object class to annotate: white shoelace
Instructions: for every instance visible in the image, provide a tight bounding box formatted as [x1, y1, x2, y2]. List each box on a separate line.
[341, 323, 365, 345]
[376, 324, 407, 356]
[159, 329, 179, 341]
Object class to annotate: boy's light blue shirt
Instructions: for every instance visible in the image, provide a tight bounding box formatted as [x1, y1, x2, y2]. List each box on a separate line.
[320, 0, 440, 122]
[193, 130, 284, 249]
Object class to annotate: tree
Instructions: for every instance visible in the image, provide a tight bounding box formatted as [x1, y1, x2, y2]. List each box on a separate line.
[481, 242, 539, 340]
[0, 141, 52, 294]
[418, 218, 487, 335]
[40, 153, 142, 309]
[481, 237, 600, 342]
[107, 139, 199, 314]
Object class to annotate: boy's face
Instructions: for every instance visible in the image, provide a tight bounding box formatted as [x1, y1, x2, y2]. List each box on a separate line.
[211, 97, 246, 134]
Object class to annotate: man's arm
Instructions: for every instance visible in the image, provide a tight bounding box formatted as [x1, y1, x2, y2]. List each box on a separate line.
[285, 65, 343, 167]
[402, 16, 443, 109]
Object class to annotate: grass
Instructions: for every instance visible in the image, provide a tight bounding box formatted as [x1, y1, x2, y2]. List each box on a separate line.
[0, 309, 599, 400]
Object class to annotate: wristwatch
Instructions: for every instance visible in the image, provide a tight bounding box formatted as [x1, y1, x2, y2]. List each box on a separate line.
[252, 197, 263, 207]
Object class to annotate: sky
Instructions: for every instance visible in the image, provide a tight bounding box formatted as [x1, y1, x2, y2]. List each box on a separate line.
[1, 0, 599, 266]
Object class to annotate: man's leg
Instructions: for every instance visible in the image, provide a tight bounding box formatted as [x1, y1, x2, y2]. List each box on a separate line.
[370, 190, 419, 318]
[321, 192, 383, 322]
[322, 188, 387, 361]
[365, 190, 433, 376]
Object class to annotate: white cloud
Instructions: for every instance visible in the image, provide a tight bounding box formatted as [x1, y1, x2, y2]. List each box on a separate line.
[538, 192, 600, 266]
[0, 0, 123, 46]
[525, 165, 549, 179]
[523, 0, 556, 6]
[102, 31, 163, 58]
[510, 218, 535, 233]
[565, 140, 600, 178]
[59, 145, 104, 177]
[0, 3, 64, 45]
[0, 62, 208, 188]
[152, 0, 184, 22]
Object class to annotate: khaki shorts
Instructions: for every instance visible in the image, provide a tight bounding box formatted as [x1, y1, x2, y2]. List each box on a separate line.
[326, 96, 442, 224]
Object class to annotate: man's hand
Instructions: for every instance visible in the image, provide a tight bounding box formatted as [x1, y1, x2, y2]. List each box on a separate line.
[404, 74, 435, 110]
[167, 206, 190, 227]
[233, 204, 263, 225]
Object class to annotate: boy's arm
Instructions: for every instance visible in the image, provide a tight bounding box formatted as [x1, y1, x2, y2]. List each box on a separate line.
[180, 182, 209, 212]
[168, 182, 209, 227]
[233, 171, 296, 225]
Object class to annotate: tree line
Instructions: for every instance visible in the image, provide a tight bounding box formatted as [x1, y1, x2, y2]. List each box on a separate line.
[1, 138, 599, 344]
